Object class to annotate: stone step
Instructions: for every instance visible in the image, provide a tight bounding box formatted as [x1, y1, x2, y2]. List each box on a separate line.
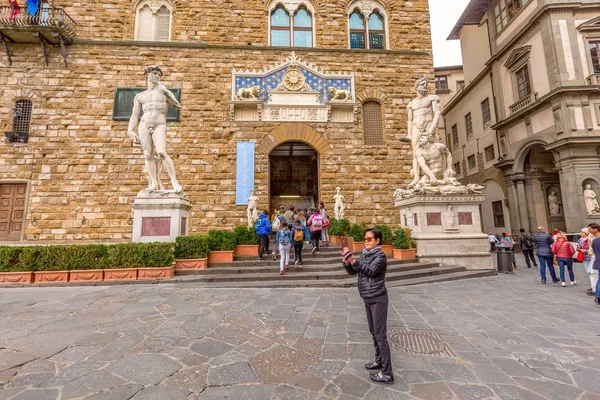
[168, 265, 467, 284]
[175, 261, 436, 276]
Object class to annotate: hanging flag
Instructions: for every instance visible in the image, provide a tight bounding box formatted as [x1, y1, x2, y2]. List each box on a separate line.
[9, 0, 20, 20]
[26, 0, 38, 16]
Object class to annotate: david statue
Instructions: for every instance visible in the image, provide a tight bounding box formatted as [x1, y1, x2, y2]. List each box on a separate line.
[128, 65, 183, 193]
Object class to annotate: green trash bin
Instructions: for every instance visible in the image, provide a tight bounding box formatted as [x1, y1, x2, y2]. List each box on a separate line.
[496, 244, 514, 274]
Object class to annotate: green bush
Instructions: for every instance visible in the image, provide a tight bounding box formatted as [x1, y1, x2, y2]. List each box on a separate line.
[404, 228, 415, 249]
[328, 218, 341, 237]
[233, 226, 260, 245]
[338, 219, 351, 236]
[375, 225, 393, 245]
[0, 247, 23, 272]
[208, 230, 237, 251]
[393, 229, 409, 250]
[107, 243, 174, 268]
[174, 235, 209, 259]
[349, 224, 365, 242]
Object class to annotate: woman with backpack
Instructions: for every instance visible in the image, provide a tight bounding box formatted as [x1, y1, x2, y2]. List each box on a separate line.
[319, 202, 330, 247]
[276, 221, 292, 275]
[307, 208, 323, 254]
[291, 218, 306, 269]
[552, 231, 576, 287]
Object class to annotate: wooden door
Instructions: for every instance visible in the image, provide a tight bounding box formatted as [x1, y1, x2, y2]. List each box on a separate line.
[0, 184, 27, 241]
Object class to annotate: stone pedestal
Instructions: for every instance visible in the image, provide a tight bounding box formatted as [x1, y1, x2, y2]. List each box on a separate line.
[132, 191, 191, 243]
[396, 194, 493, 270]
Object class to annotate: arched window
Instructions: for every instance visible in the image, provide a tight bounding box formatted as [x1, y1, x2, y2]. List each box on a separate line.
[271, 6, 291, 46]
[347, 1, 388, 49]
[135, 1, 171, 42]
[293, 7, 312, 47]
[362, 101, 383, 145]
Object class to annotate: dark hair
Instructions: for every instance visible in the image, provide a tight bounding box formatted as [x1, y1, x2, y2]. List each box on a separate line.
[363, 228, 382, 246]
[294, 218, 300, 225]
[263, 210, 268, 215]
[589, 223, 600, 230]
[319, 201, 325, 207]
[290, 206, 295, 211]
[502, 232, 507, 237]
[519, 228, 525, 233]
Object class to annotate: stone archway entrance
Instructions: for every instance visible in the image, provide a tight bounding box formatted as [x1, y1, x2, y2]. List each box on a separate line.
[269, 142, 319, 213]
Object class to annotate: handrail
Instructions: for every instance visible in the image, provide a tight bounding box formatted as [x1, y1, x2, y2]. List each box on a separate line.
[586, 74, 600, 85]
[509, 92, 537, 115]
[0, 6, 76, 37]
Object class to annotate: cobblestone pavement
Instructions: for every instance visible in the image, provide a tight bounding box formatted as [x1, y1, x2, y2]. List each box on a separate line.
[1, 254, 599, 400]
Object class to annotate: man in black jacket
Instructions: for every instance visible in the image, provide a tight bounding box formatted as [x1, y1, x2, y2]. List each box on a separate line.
[517, 228, 538, 268]
[342, 228, 394, 384]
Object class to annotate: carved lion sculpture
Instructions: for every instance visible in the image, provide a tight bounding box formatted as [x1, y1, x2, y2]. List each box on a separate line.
[236, 86, 261, 101]
[328, 87, 352, 102]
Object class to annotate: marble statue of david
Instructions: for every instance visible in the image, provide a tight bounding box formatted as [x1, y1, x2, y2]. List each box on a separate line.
[127, 65, 183, 193]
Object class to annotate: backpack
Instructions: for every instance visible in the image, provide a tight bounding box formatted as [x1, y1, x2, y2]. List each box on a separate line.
[254, 218, 262, 233]
[293, 227, 304, 242]
[525, 235, 534, 249]
[272, 216, 281, 232]
[279, 230, 291, 246]
[311, 214, 323, 229]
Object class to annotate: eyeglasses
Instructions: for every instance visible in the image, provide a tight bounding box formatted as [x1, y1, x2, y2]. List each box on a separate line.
[364, 237, 375, 243]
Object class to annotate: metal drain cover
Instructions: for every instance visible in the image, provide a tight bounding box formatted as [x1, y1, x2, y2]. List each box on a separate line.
[389, 330, 454, 357]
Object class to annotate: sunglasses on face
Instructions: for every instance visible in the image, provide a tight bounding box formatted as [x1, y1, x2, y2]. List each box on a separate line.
[364, 236, 375, 243]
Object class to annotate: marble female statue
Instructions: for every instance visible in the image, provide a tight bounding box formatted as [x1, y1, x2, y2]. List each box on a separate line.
[584, 184, 600, 215]
[333, 187, 345, 219]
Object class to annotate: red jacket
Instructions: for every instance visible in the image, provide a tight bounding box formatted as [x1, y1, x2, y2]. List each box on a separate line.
[552, 239, 575, 259]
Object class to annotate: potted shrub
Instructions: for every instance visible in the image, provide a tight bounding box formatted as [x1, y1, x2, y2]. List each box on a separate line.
[134, 243, 175, 280]
[64, 244, 107, 282]
[207, 230, 237, 264]
[336, 218, 352, 249]
[375, 225, 394, 256]
[21, 246, 70, 284]
[233, 226, 260, 257]
[349, 224, 365, 252]
[328, 218, 340, 245]
[0, 246, 33, 285]
[174, 235, 209, 270]
[393, 228, 417, 260]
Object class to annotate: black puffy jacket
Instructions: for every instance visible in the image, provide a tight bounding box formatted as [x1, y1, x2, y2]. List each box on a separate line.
[343, 248, 387, 299]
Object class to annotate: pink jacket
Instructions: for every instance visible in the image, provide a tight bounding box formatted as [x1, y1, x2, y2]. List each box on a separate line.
[552, 239, 575, 259]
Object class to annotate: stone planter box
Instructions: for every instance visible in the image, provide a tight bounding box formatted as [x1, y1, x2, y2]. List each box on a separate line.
[34, 271, 69, 284]
[104, 268, 137, 281]
[393, 248, 417, 260]
[69, 270, 103, 282]
[235, 245, 259, 257]
[0, 272, 33, 285]
[330, 235, 340, 245]
[352, 241, 365, 253]
[175, 258, 208, 270]
[339, 237, 354, 250]
[208, 250, 235, 264]
[137, 266, 174, 280]
[381, 245, 393, 256]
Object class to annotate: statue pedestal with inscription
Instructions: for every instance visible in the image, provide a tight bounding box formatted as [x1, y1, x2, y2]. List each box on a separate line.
[395, 194, 493, 270]
[132, 191, 191, 243]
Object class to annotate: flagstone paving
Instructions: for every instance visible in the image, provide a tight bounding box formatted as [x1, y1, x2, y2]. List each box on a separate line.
[0, 254, 599, 400]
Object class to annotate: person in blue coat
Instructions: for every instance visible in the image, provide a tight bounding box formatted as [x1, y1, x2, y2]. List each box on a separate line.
[255, 211, 271, 261]
[534, 226, 558, 284]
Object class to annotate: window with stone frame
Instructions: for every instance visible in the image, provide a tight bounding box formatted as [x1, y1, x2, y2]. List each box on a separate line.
[451, 124, 458, 148]
[515, 65, 532, 100]
[453, 162, 461, 175]
[481, 98, 491, 128]
[465, 113, 473, 141]
[484, 145, 495, 162]
[271, 6, 291, 46]
[367, 11, 385, 50]
[135, 0, 171, 42]
[11, 99, 32, 133]
[590, 41, 600, 74]
[362, 101, 384, 145]
[348, 1, 387, 50]
[456, 81, 465, 91]
[467, 154, 476, 170]
[493, 0, 530, 33]
[435, 76, 448, 92]
[492, 200, 505, 227]
[293, 7, 313, 47]
[268, 2, 315, 47]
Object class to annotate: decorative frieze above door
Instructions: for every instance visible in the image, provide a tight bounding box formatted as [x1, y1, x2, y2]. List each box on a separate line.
[230, 52, 358, 123]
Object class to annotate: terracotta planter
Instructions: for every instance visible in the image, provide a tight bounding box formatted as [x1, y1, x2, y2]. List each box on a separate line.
[34, 271, 69, 284]
[103, 268, 137, 281]
[137, 266, 174, 280]
[339, 236, 354, 250]
[235, 245, 259, 257]
[0, 272, 33, 285]
[381, 245, 393, 256]
[352, 241, 365, 253]
[69, 270, 103, 282]
[175, 258, 208, 270]
[393, 248, 417, 260]
[208, 250, 235, 264]
[330, 235, 340, 245]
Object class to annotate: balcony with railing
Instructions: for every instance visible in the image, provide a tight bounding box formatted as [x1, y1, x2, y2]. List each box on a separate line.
[509, 92, 537, 115]
[587, 74, 600, 85]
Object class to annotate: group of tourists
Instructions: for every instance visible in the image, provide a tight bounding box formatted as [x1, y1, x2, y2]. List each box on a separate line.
[492, 224, 600, 304]
[253, 202, 331, 275]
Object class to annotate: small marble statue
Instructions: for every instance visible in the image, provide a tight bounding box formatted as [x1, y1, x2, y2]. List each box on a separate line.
[329, 87, 352, 102]
[236, 86, 260, 101]
[548, 191, 561, 216]
[442, 205, 459, 231]
[333, 187, 345, 219]
[128, 65, 182, 193]
[406, 78, 442, 186]
[247, 190, 260, 227]
[584, 184, 600, 215]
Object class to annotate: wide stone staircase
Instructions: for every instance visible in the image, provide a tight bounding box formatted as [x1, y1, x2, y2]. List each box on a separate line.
[168, 245, 495, 288]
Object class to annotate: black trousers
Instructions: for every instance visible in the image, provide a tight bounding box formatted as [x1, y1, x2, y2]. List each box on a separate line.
[310, 230, 322, 251]
[258, 234, 269, 258]
[522, 249, 537, 267]
[293, 242, 303, 263]
[364, 298, 393, 376]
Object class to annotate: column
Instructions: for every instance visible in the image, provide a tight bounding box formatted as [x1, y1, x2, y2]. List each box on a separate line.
[524, 178, 537, 233]
[506, 180, 520, 235]
[515, 179, 530, 233]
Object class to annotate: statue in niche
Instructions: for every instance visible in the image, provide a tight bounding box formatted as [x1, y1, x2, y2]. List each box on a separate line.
[442, 205, 459, 232]
[247, 190, 260, 228]
[127, 65, 183, 193]
[405, 78, 442, 186]
[333, 187, 345, 220]
[584, 184, 600, 215]
[547, 191, 561, 216]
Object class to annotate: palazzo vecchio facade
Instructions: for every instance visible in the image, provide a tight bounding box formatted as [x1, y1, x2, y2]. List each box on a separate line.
[0, 0, 433, 242]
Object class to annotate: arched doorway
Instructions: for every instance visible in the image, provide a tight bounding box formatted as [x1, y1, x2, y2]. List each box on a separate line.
[269, 141, 319, 212]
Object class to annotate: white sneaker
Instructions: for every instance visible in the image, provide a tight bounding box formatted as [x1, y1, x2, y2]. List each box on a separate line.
[294, 260, 299, 268]
[561, 282, 566, 287]
[570, 281, 577, 286]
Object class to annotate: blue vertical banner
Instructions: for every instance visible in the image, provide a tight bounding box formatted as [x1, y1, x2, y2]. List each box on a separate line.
[236, 142, 255, 205]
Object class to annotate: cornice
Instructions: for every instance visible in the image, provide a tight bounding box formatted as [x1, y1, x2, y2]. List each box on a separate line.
[441, 65, 492, 116]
